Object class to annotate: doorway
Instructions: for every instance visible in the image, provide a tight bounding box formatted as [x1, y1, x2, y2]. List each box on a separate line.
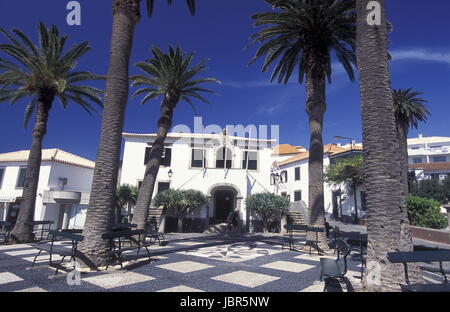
[214, 190, 235, 222]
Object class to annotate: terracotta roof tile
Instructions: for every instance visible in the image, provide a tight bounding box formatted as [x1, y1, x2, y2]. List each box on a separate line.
[272, 144, 304, 155]
[0, 149, 95, 169]
[409, 162, 450, 172]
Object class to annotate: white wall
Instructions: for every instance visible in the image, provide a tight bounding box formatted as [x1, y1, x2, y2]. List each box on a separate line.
[0, 160, 93, 225]
[47, 162, 93, 192]
[120, 134, 274, 227]
[0, 162, 51, 220]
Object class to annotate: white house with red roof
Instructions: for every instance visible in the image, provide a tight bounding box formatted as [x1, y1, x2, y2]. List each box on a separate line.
[271, 143, 366, 224]
[0, 149, 94, 229]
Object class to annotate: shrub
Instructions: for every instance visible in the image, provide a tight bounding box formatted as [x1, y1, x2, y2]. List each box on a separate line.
[411, 177, 450, 204]
[154, 189, 207, 233]
[246, 193, 290, 233]
[406, 195, 448, 229]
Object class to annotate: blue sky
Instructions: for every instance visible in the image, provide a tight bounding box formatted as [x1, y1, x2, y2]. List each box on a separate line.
[1, 0, 450, 161]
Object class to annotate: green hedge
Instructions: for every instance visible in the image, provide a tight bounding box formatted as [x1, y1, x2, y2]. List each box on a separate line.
[406, 195, 448, 229]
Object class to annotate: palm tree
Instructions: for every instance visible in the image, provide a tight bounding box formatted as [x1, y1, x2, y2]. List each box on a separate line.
[356, 0, 422, 290]
[115, 184, 139, 223]
[248, 0, 356, 251]
[0, 23, 103, 243]
[80, 0, 196, 267]
[393, 88, 430, 194]
[130, 46, 219, 231]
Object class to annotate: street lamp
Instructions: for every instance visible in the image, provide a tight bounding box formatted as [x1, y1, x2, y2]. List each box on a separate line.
[334, 135, 354, 150]
[168, 169, 173, 183]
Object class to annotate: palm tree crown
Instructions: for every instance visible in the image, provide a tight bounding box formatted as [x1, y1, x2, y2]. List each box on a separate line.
[0, 22, 103, 126]
[146, 0, 196, 17]
[248, 0, 356, 87]
[131, 45, 220, 112]
[393, 88, 430, 132]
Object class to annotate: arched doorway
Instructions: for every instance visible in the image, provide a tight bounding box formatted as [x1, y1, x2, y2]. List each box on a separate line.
[209, 184, 240, 224]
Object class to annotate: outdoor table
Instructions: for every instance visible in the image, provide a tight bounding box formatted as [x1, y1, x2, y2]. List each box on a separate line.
[283, 224, 324, 254]
[26, 221, 54, 241]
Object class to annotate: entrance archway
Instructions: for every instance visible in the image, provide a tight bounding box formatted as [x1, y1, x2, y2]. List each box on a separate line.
[208, 184, 240, 224]
[214, 190, 234, 222]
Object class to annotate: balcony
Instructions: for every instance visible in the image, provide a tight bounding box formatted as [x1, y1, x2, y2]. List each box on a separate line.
[408, 146, 450, 157]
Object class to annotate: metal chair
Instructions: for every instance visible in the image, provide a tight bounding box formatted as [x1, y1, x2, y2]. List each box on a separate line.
[0, 221, 11, 244]
[320, 238, 351, 290]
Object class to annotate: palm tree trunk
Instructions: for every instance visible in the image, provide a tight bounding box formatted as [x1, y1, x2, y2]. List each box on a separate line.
[397, 123, 409, 195]
[305, 64, 329, 252]
[356, 0, 422, 290]
[353, 180, 358, 224]
[10, 96, 53, 243]
[133, 95, 178, 231]
[79, 0, 140, 268]
[177, 217, 183, 233]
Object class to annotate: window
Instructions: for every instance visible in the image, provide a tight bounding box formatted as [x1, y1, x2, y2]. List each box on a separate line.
[295, 167, 301, 181]
[360, 191, 367, 211]
[411, 147, 420, 150]
[270, 173, 277, 185]
[191, 149, 206, 168]
[216, 147, 232, 169]
[16, 167, 27, 188]
[413, 158, 423, 164]
[144, 146, 172, 167]
[157, 182, 170, 194]
[0, 167, 4, 189]
[242, 151, 258, 170]
[433, 156, 446, 163]
[294, 190, 302, 202]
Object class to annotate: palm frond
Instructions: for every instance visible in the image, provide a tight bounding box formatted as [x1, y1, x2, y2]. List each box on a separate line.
[393, 88, 430, 132]
[131, 45, 219, 113]
[248, 0, 356, 85]
[146, 0, 196, 17]
[0, 22, 104, 124]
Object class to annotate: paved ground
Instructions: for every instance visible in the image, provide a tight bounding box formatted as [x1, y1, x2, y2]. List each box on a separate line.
[0, 234, 445, 292]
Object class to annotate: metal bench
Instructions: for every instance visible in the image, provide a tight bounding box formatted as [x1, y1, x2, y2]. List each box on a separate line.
[26, 220, 54, 242]
[320, 238, 352, 290]
[387, 250, 450, 292]
[111, 223, 137, 231]
[102, 229, 152, 269]
[32, 230, 84, 275]
[283, 224, 325, 255]
[145, 222, 166, 246]
[0, 221, 11, 244]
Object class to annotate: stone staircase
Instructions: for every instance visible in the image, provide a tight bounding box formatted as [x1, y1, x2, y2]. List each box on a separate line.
[203, 223, 228, 234]
[148, 207, 164, 227]
[287, 211, 307, 233]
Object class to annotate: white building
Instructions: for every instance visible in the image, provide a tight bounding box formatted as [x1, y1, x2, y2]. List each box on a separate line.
[271, 143, 366, 223]
[0, 149, 94, 229]
[120, 131, 276, 232]
[408, 135, 450, 180]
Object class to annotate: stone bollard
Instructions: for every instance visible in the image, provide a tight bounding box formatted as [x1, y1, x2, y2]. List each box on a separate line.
[444, 204, 450, 232]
